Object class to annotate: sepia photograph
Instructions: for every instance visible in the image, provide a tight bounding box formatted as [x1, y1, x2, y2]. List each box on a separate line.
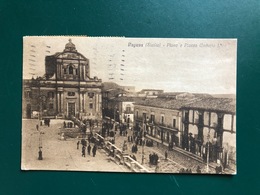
[22, 36, 236, 174]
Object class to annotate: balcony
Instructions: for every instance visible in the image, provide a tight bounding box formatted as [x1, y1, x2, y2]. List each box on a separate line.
[158, 123, 179, 132]
[124, 110, 134, 114]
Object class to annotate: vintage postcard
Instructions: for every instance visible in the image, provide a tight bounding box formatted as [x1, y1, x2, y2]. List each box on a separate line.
[22, 36, 236, 174]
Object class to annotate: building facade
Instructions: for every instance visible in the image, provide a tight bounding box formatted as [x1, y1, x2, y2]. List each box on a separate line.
[133, 95, 236, 170]
[23, 39, 102, 120]
[134, 98, 187, 147]
[181, 98, 236, 169]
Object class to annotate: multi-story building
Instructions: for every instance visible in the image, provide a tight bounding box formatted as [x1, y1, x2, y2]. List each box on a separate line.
[101, 82, 137, 123]
[181, 97, 236, 169]
[134, 97, 189, 147]
[134, 94, 236, 169]
[23, 39, 102, 120]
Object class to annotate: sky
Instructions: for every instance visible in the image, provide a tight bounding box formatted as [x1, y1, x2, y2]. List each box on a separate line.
[23, 36, 237, 94]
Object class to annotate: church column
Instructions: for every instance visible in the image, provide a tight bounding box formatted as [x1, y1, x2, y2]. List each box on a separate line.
[82, 92, 85, 113]
[95, 93, 99, 112]
[57, 87, 63, 114]
[57, 92, 60, 113]
[79, 91, 82, 113]
[83, 66, 85, 80]
[99, 93, 102, 112]
[96, 93, 99, 112]
[61, 92, 64, 113]
[60, 64, 62, 79]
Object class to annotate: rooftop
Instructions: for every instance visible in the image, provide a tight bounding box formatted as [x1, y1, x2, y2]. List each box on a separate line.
[183, 97, 236, 113]
[134, 98, 191, 110]
[113, 96, 146, 102]
[134, 97, 236, 113]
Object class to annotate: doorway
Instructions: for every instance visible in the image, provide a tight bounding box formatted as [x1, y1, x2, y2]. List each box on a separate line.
[68, 103, 75, 117]
[26, 104, 31, 118]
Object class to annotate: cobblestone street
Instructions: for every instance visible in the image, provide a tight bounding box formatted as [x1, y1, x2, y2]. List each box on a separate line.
[22, 119, 128, 172]
[22, 119, 231, 174]
[113, 129, 189, 173]
[112, 129, 217, 173]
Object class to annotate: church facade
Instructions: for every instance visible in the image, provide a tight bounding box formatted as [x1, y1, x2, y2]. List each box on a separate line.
[23, 39, 102, 120]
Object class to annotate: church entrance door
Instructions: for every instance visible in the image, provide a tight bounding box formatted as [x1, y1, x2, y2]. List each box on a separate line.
[68, 103, 75, 117]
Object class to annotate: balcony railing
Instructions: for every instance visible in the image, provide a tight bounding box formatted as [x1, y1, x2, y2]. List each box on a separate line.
[124, 110, 134, 114]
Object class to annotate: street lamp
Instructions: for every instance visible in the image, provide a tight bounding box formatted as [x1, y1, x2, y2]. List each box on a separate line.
[141, 116, 149, 165]
[114, 105, 117, 122]
[141, 137, 145, 164]
[38, 94, 46, 160]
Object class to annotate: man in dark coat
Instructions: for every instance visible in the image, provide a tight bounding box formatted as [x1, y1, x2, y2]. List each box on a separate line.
[92, 145, 97, 157]
[87, 144, 91, 155]
[165, 150, 168, 160]
[82, 146, 86, 157]
[77, 141, 80, 149]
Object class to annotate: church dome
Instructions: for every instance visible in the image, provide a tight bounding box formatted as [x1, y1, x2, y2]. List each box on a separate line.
[64, 39, 77, 52]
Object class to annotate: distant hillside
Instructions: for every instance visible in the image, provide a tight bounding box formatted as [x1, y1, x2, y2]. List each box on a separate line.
[102, 82, 121, 91]
[102, 82, 128, 97]
[211, 94, 236, 99]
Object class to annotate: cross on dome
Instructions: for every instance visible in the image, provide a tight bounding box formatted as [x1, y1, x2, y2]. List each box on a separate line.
[64, 39, 77, 52]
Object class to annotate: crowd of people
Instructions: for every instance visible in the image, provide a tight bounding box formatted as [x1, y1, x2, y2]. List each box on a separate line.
[149, 153, 159, 165]
[131, 144, 138, 153]
[63, 121, 74, 128]
[78, 138, 98, 158]
[68, 118, 226, 174]
[179, 168, 193, 173]
[178, 165, 223, 174]
[39, 118, 51, 127]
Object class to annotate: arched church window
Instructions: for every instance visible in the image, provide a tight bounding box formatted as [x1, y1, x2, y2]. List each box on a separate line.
[88, 92, 95, 98]
[69, 65, 73, 74]
[64, 68, 67, 74]
[126, 104, 131, 113]
[48, 92, 54, 99]
[68, 92, 75, 96]
[75, 69, 78, 75]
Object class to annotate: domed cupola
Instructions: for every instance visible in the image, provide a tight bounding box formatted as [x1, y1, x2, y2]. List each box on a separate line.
[64, 39, 77, 52]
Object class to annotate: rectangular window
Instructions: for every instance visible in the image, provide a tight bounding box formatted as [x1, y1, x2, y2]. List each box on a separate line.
[161, 116, 164, 124]
[42, 103, 47, 110]
[150, 114, 155, 123]
[126, 106, 131, 112]
[89, 103, 93, 109]
[48, 92, 54, 99]
[49, 103, 54, 109]
[173, 119, 176, 128]
[143, 113, 146, 122]
[24, 91, 31, 99]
